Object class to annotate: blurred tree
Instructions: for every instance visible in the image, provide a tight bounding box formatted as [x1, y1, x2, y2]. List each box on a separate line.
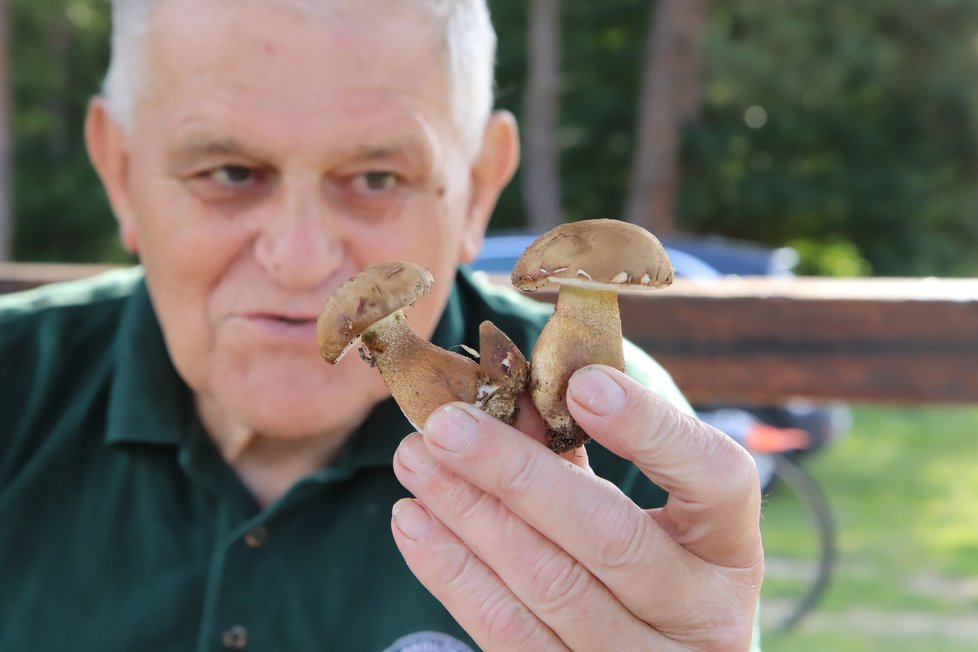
[0, 0, 11, 261]
[10, 0, 121, 263]
[624, 0, 710, 235]
[680, 0, 978, 275]
[522, 0, 563, 232]
[494, 0, 978, 275]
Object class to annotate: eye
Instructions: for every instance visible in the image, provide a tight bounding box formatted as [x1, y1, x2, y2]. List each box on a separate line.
[210, 165, 257, 187]
[351, 171, 399, 194]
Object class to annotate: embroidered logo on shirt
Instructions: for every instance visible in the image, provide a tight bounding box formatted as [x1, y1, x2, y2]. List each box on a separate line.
[382, 631, 474, 652]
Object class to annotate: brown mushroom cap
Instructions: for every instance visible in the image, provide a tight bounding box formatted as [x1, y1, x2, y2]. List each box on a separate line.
[511, 218, 674, 293]
[317, 261, 434, 363]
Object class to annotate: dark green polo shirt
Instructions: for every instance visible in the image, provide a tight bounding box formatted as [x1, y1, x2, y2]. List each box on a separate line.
[0, 267, 687, 652]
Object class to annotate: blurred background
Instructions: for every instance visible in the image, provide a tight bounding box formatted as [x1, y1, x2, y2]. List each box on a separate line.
[3, 0, 978, 276]
[3, 1, 978, 650]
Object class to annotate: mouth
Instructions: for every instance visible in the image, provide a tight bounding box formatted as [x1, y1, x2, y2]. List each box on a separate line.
[272, 315, 315, 326]
[242, 312, 320, 340]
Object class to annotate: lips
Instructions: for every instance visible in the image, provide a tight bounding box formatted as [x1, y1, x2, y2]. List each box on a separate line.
[239, 311, 320, 340]
[265, 314, 316, 325]
[245, 309, 319, 323]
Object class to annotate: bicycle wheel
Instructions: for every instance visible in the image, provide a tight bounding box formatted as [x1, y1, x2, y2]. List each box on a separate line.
[759, 453, 836, 635]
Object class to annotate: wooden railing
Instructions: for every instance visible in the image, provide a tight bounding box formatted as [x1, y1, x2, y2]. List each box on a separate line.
[4, 263, 977, 405]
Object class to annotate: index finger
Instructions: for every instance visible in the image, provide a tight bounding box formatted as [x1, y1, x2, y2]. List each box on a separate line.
[567, 365, 763, 568]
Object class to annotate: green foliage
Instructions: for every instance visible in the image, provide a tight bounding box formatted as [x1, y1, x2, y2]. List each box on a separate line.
[788, 238, 873, 277]
[491, 0, 652, 230]
[491, 0, 978, 276]
[11, 0, 124, 262]
[681, 0, 978, 276]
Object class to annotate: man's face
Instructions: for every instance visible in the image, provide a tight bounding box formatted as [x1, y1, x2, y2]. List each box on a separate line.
[92, 0, 513, 440]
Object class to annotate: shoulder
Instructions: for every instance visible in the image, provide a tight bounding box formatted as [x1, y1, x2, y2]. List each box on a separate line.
[0, 266, 142, 324]
[0, 267, 142, 436]
[0, 267, 141, 367]
[622, 339, 693, 416]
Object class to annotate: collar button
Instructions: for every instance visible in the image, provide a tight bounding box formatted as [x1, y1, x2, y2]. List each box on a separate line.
[222, 624, 248, 649]
[244, 526, 268, 549]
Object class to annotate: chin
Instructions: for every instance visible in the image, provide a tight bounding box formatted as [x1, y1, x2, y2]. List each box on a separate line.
[224, 368, 388, 439]
[226, 391, 349, 439]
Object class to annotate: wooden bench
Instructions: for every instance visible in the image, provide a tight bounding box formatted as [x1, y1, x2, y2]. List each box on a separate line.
[4, 263, 977, 405]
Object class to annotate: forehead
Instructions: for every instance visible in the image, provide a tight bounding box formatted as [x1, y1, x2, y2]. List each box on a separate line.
[136, 0, 456, 151]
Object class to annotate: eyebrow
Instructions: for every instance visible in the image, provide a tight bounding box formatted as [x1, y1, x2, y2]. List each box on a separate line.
[346, 138, 434, 166]
[168, 138, 267, 169]
[168, 133, 436, 171]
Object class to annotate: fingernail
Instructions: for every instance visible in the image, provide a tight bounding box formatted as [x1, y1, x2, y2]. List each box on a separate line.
[424, 404, 480, 453]
[568, 366, 626, 416]
[396, 433, 437, 475]
[392, 498, 432, 541]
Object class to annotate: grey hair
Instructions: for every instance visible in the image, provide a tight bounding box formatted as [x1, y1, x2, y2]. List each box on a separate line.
[102, 0, 498, 155]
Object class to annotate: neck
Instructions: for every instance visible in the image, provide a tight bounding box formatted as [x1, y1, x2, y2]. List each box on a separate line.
[195, 395, 358, 507]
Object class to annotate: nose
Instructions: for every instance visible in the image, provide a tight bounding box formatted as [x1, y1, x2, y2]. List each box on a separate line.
[254, 182, 344, 289]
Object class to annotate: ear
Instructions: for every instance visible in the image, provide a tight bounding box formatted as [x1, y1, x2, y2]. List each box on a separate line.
[85, 96, 140, 254]
[457, 110, 521, 263]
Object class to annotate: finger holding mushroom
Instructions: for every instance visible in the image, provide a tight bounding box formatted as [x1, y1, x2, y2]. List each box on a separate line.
[317, 261, 527, 430]
[511, 219, 674, 452]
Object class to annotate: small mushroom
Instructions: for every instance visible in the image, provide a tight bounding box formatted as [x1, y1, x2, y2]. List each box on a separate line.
[476, 320, 530, 423]
[317, 261, 527, 429]
[511, 219, 674, 452]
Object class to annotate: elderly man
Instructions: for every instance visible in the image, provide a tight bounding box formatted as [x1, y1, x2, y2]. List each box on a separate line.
[0, 0, 762, 650]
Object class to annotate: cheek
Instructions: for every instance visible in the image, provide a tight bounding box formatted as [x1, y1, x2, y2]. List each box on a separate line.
[130, 176, 250, 278]
[128, 180, 255, 380]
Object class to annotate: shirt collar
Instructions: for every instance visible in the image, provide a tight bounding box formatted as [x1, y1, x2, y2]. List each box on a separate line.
[103, 269, 478, 472]
[104, 273, 195, 447]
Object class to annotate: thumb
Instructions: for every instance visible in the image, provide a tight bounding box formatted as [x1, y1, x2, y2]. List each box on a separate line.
[566, 365, 762, 567]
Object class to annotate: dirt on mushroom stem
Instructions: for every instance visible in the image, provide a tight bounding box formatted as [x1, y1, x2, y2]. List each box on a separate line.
[530, 285, 625, 452]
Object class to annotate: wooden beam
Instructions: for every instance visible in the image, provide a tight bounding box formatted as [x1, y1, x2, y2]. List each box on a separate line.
[490, 275, 978, 405]
[0, 262, 118, 294]
[618, 277, 978, 405]
[3, 264, 978, 405]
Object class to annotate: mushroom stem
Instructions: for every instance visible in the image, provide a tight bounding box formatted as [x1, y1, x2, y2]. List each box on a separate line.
[317, 261, 528, 430]
[361, 311, 481, 430]
[530, 285, 625, 452]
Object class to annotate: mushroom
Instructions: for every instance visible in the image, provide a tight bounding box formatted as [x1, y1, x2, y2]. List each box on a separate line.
[511, 219, 674, 452]
[317, 261, 528, 429]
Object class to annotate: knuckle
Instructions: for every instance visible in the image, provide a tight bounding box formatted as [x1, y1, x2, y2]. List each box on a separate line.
[704, 429, 762, 502]
[448, 479, 497, 522]
[439, 540, 481, 592]
[479, 586, 539, 648]
[630, 399, 701, 460]
[591, 498, 651, 570]
[528, 547, 595, 613]
[496, 447, 540, 498]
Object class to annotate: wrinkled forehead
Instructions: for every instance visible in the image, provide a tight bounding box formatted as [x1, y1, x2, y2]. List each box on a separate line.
[142, 0, 452, 106]
[128, 0, 461, 158]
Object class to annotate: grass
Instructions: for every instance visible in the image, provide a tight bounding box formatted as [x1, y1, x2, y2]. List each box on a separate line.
[759, 405, 978, 651]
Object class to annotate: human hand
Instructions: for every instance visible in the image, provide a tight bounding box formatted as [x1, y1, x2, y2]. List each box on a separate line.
[391, 365, 763, 651]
